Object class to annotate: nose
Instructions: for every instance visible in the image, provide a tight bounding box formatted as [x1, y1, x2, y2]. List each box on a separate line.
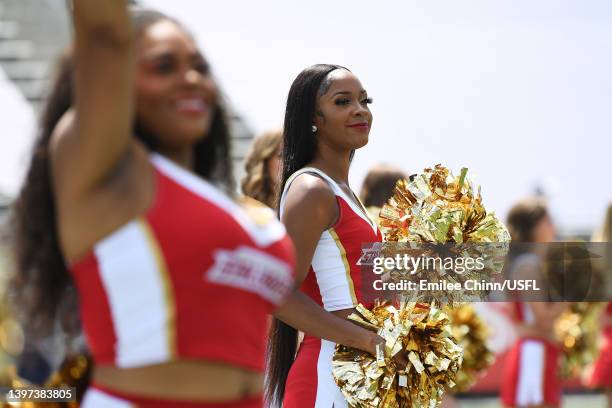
[353, 101, 369, 117]
[183, 69, 202, 86]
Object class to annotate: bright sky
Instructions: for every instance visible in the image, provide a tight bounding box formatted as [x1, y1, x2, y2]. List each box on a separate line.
[142, 0, 612, 232]
[1, 0, 610, 232]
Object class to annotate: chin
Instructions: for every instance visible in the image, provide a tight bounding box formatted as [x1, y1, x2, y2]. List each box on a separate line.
[352, 135, 369, 149]
[175, 124, 210, 143]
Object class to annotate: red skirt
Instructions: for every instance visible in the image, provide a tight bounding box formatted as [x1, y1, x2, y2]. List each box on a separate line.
[283, 335, 347, 408]
[501, 337, 562, 407]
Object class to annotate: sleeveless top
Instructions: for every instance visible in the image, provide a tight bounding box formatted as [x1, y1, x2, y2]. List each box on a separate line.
[279, 167, 382, 311]
[70, 153, 295, 371]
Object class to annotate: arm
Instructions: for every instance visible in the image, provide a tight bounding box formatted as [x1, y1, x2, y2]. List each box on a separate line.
[279, 175, 366, 341]
[278, 176, 407, 364]
[274, 291, 380, 354]
[280, 174, 338, 286]
[51, 0, 134, 199]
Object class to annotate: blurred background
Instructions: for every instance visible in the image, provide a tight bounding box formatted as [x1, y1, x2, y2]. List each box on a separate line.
[0, 0, 610, 406]
[2, 0, 610, 235]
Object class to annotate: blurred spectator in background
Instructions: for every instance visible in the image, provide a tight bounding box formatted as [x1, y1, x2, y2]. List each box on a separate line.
[241, 128, 282, 208]
[501, 197, 567, 408]
[359, 164, 408, 225]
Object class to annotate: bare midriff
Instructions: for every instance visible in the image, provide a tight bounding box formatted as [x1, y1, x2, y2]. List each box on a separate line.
[94, 360, 263, 401]
[516, 324, 559, 344]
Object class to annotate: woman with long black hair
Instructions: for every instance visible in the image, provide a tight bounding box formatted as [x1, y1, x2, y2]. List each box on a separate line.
[9, 3, 386, 406]
[267, 64, 386, 407]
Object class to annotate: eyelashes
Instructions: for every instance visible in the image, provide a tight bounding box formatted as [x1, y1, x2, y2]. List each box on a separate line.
[334, 97, 373, 106]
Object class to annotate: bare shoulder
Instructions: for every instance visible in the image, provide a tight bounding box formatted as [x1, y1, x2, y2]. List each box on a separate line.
[282, 173, 338, 229]
[284, 173, 336, 211]
[49, 108, 140, 200]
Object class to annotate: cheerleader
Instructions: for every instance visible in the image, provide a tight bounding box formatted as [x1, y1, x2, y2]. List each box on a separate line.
[9, 3, 384, 406]
[501, 198, 567, 408]
[266, 65, 403, 407]
[588, 203, 612, 407]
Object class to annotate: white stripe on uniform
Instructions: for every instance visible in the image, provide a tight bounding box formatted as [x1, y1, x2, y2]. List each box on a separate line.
[314, 340, 348, 408]
[516, 340, 545, 406]
[95, 221, 173, 368]
[311, 230, 356, 311]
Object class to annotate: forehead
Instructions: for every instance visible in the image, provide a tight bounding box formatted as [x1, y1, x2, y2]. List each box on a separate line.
[138, 20, 199, 56]
[322, 70, 364, 95]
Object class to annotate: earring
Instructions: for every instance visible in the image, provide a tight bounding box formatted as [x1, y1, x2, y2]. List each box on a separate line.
[311, 125, 318, 133]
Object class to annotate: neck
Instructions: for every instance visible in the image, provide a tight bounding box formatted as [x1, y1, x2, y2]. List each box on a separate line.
[158, 146, 194, 170]
[309, 143, 352, 185]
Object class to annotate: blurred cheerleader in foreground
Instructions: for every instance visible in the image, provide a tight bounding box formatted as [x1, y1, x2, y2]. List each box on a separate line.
[8, 2, 388, 406]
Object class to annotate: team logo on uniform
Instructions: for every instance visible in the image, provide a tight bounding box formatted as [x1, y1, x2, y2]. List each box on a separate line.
[357, 243, 383, 266]
[205, 246, 293, 304]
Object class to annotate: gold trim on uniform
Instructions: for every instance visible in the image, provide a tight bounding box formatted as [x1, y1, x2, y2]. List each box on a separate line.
[329, 227, 358, 306]
[138, 219, 177, 360]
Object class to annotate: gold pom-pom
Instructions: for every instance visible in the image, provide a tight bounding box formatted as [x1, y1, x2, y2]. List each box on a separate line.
[554, 302, 605, 378]
[378, 165, 510, 303]
[446, 304, 494, 392]
[380, 165, 509, 244]
[332, 300, 463, 407]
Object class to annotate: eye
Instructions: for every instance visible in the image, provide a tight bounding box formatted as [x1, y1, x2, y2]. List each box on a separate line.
[335, 98, 350, 106]
[361, 97, 373, 105]
[153, 59, 176, 74]
[194, 60, 210, 75]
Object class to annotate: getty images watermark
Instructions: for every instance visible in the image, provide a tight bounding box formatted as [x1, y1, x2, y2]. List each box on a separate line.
[358, 242, 612, 303]
[370, 252, 539, 292]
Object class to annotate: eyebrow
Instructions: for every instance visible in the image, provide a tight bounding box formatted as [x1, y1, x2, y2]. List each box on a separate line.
[143, 50, 205, 63]
[331, 90, 367, 97]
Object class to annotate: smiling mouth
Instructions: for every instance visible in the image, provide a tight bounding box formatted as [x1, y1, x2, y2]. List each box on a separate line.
[347, 123, 369, 129]
[176, 98, 207, 115]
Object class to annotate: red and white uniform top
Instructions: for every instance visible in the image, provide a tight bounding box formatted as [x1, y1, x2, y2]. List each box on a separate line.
[279, 167, 382, 311]
[512, 302, 536, 325]
[70, 153, 295, 372]
[502, 255, 562, 407]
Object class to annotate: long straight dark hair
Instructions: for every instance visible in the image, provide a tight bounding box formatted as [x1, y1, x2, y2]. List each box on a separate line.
[266, 63, 347, 406]
[9, 8, 233, 340]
